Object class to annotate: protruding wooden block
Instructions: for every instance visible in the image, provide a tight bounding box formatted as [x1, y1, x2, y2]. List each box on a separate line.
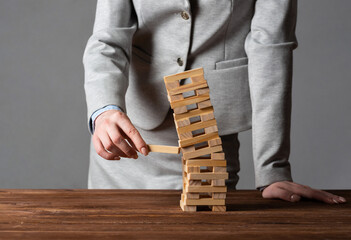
[147, 145, 180, 154]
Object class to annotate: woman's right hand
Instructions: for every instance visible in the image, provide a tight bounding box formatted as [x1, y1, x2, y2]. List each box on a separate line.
[93, 110, 149, 160]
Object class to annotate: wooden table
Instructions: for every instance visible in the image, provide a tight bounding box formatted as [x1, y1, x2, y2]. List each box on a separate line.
[0, 189, 350, 239]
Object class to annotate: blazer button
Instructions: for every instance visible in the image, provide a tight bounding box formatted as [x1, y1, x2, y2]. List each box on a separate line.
[177, 58, 184, 66]
[181, 11, 190, 20]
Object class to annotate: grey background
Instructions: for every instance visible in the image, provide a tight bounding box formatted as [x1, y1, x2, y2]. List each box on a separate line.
[0, 0, 350, 189]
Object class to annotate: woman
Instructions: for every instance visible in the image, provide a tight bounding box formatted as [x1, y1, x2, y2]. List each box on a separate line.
[83, 0, 346, 204]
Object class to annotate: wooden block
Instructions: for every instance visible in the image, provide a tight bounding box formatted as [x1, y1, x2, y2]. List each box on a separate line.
[187, 172, 228, 180]
[188, 166, 200, 173]
[213, 193, 226, 199]
[182, 145, 222, 159]
[182, 145, 195, 153]
[165, 81, 180, 90]
[186, 193, 200, 199]
[175, 118, 190, 128]
[211, 152, 225, 160]
[185, 166, 200, 173]
[200, 112, 215, 122]
[170, 94, 210, 108]
[174, 106, 188, 114]
[147, 145, 180, 154]
[180, 199, 197, 212]
[195, 87, 210, 95]
[179, 132, 193, 140]
[177, 119, 217, 134]
[170, 94, 188, 114]
[211, 205, 226, 212]
[212, 179, 225, 186]
[197, 100, 212, 109]
[184, 197, 225, 206]
[174, 107, 214, 121]
[213, 167, 227, 173]
[186, 185, 227, 193]
[208, 137, 222, 147]
[205, 125, 218, 134]
[191, 75, 205, 83]
[164, 68, 203, 83]
[188, 180, 202, 186]
[177, 117, 192, 140]
[169, 93, 183, 102]
[186, 160, 227, 167]
[168, 81, 208, 95]
[178, 132, 219, 148]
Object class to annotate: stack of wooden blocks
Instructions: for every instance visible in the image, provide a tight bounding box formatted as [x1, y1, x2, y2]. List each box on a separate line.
[164, 67, 228, 212]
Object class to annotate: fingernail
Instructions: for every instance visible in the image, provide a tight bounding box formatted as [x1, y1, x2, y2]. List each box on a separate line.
[290, 194, 300, 202]
[338, 197, 346, 203]
[333, 198, 339, 204]
[141, 147, 148, 156]
[290, 195, 294, 201]
[114, 157, 120, 160]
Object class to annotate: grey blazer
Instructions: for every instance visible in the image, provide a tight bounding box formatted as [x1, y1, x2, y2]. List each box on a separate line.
[83, 0, 298, 188]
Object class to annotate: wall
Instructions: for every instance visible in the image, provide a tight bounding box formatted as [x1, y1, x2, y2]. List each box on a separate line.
[0, 0, 350, 189]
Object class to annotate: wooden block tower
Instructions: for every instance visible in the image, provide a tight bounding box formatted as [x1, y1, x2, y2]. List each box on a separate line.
[163, 67, 228, 212]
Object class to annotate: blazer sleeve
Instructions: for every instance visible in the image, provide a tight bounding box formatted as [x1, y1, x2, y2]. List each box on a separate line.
[83, 0, 137, 133]
[244, 0, 298, 189]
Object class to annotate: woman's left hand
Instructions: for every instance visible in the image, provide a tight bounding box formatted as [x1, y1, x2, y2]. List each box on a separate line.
[262, 181, 347, 204]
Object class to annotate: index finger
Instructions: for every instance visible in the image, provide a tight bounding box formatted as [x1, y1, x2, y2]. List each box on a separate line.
[118, 115, 149, 156]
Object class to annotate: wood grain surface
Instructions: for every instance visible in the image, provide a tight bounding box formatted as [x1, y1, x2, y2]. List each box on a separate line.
[0, 189, 350, 239]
